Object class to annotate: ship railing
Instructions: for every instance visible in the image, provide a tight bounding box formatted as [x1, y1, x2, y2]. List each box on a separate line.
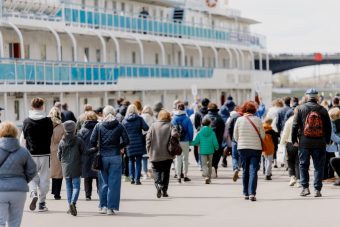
[0, 58, 214, 86]
[61, 6, 266, 48]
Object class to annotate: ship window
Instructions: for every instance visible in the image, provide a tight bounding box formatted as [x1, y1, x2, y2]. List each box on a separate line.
[132, 51, 136, 64]
[84, 48, 90, 62]
[9, 43, 21, 59]
[190, 56, 194, 67]
[41, 44, 47, 61]
[14, 100, 20, 121]
[121, 2, 125, 12]
[112, 1, 117, 12]
[96, 49, 101, 62]
[94, 0, 99, 10]
[155, 53, 159, 65]
[167, 54, 171, 65]
[81, 0, 85, 9]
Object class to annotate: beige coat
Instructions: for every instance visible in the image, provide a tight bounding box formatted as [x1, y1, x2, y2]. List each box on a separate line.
[50, 124, 64, 179]
[234, 114, 265, 150]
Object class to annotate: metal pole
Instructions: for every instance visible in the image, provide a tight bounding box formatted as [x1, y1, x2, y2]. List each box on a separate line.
[3, 92, 7, 120]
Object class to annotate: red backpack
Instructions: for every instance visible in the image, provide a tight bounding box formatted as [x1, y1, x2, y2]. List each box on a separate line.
[303, 108, 323, 138]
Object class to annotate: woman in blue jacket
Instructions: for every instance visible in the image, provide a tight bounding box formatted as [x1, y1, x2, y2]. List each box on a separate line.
[122, 104, 149, 185]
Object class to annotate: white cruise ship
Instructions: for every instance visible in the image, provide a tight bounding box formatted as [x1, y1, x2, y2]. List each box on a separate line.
[0, 0, 271, 123]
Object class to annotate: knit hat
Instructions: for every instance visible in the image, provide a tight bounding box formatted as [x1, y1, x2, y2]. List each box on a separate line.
[63, 120, 76, 134]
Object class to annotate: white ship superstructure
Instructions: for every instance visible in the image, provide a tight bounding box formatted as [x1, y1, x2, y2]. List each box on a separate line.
[0, 0, 271, 123]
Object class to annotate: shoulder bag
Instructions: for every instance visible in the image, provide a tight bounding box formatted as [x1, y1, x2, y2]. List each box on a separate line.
[0, 152, 11, 168]
[91, 125, 103, 171]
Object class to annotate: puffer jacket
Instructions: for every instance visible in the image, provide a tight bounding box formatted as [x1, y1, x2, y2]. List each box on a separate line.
[171, 111, 194, 142]
[0, 138, 37, 192]
[122, 114, 149, 157]
[90, 120, 130, 157]
[78, 120, 98, 178]
[234, 114, 265, 151]
[58, 133, 85, 178]
[292, 99, 331, 149]
[190, 126, 219, 155]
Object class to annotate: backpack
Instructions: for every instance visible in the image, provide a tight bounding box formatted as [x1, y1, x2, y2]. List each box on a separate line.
[168, 135, 182, 156]
[262, 132, 275, 155]
[174, 118, 186, 140]
[303, 108, 323, 138]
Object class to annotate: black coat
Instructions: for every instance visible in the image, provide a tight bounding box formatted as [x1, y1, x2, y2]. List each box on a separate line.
[292, 99, 332, 149]
[205, 110, 225, 147]
[78, 121, 98, 178]
[61, 110, 77, 123]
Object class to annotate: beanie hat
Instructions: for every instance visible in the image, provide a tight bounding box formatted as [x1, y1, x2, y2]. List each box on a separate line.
[63, 120, 76, 134]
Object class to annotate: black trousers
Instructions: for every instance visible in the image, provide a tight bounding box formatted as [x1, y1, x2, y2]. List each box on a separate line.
[152, 160, 172, 193]
[324, 152, 335, 179]
[212, 148, 223, 170]
[330, 157, 340, 177]
[286, 143, 300, 179]
[84, 177, 99, 198]
[122, 153, 129, 177]
[194, 146, 200, 164]
[51, 178, 63, 196]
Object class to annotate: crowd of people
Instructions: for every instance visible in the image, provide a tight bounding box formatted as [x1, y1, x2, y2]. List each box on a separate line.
[1, 88, 340, 226]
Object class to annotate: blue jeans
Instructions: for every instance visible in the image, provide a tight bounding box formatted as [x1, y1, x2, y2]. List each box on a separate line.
[65, 177, 80, 205]
[239, 149, 262, 196]
[299, 148, 326, 191]
[232, 141, 240, 171]
[142, 156, 148, 173]
[129, 155, 142, 182]
[99, 155, 122, 210]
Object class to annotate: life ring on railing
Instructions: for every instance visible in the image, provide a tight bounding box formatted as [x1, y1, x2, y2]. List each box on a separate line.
[206, 0, 218, 8]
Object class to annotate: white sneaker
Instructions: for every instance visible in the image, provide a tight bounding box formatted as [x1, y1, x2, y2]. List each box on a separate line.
[289, 176, 297, 186]
[107, 209, 115, 215]
[143, 173, 148, 180]
[100, 207, 107, 214]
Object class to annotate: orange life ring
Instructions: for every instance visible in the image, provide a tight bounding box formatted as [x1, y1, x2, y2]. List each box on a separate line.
[206, 0, 218, 8]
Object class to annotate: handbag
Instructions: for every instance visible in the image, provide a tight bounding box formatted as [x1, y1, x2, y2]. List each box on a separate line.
[91, 125, 103, 171]
[244, 116, 266, 151]
[168, 126, 182, 156]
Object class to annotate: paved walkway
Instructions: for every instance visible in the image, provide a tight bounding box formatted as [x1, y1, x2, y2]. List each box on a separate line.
[21, 157, 340, 227]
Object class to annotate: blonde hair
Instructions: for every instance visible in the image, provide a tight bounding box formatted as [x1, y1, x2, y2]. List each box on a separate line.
[85, 111, 98, 121]
[83, 104, 93, 112]
[158, 110, 171, 121]
[48, 106, 62, 126]
[142, 105, 153, 116]
[328, 108, 340, 121]
[102, 105, 116, 121]
[126, 104, 139, 116]
[0, 121, 18, 138]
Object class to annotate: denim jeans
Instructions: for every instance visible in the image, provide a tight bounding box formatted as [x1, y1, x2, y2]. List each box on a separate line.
[299, 148, 326, 191]
[239, 149, 262, 196]
[142, 156, 148, 174]
[231, 140, 240, 171]
[99, 155, 122, 210]
[65, 177, 80, 205]
[129, 155, 142, 182]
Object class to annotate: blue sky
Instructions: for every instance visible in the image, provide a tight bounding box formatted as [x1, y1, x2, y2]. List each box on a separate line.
[230, 0, 340, 54]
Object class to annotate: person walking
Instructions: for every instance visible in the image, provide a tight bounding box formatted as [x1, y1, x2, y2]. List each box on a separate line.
[262, 118, 279, 180]
[204, 103, 225, 178]
[48, 107, 65, 200]
[90, 106, 129, 215]
[61, 103, 77, 123]
[0, 122, 37, 227]
[172, 102, 194, 183]
[234, 101, 265, 201]
[292, 88, 332, 197]
[146, 110, 177, 198]
[22, 97, 53, 212]
[58, 121, 86, 216]
[190, 118, 219, 184]
[122, 104, 149, 185]
[78, 111, 99, 201]
[141, 105, 155, 179]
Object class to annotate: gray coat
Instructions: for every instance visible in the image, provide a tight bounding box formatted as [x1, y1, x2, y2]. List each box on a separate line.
[146, 120, 177, 162]
[58, 133, 85, 178]
[0, 138, 37, 192]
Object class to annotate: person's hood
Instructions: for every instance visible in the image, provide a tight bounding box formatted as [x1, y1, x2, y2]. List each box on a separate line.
[200, 126, 214, 137]
[200, 107, 208, 115]
[219, 106, 229, 116]
[0, 137, 21, 152]
[174, 110, 186, 116]
[125, 113, 140, 122]
[84, 120, 98, 130]
[173, 112, 187, 121]
[263, 123, 272, 132]
[29, 110, 46, 120]
[102, 119, 119, 130]
[224, 100, 236, 111]
[230, 111, 240, 118]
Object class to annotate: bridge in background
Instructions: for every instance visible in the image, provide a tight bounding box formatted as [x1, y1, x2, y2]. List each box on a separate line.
[255, 53, 340, 74]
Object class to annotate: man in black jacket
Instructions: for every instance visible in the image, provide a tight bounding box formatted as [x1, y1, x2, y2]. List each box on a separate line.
[292, 88, 331, 197]
[61, 103, 77, 123]
[22, 97, 53, 212]
[276, 96, 291, 134]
